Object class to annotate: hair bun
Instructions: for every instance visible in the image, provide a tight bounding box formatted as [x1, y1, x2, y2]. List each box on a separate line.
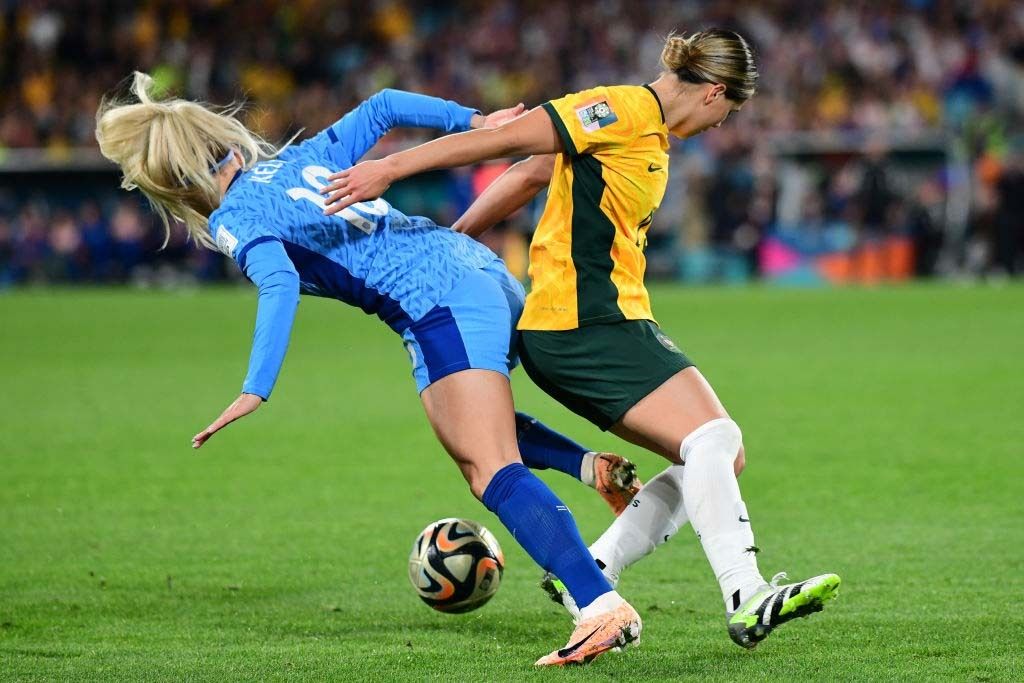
[661, 32, 694, 72]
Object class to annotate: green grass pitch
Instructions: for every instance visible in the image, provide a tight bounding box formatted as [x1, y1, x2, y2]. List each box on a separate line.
[2, 284, 1022, 681]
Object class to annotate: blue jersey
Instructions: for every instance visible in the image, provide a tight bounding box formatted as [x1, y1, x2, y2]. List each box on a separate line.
[206, 89, 499, 399]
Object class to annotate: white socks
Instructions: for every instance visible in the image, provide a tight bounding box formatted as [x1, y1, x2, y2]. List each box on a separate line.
[577, 589, 626, 622]
[680, 418, 764, 610]
[579, 418, 761, 613]
[588, 465, 689, 586]
[579, 452, 598, 487]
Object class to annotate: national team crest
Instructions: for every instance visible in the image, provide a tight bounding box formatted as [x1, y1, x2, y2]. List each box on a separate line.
[575, 99, 618, 132]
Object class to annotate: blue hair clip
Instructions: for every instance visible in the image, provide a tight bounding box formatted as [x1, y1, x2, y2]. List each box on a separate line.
[211, 149, 235, 174]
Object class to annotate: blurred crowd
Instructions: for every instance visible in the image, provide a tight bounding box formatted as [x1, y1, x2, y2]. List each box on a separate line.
[1, 0, 1022, 286]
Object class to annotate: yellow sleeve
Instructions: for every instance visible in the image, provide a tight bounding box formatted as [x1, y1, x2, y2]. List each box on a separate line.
[541, 86, 639, 157]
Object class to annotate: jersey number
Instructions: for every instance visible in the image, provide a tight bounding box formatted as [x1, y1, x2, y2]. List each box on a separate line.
[286, 165, 390, 234]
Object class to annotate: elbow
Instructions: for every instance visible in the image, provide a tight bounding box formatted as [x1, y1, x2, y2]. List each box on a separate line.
[522, 155, 555, 188]
[484, 126, 530, 159]
[486, 134, 516, 160]
[260, 269, 301, 298]
[371, 88, 397, 102]
[365, 89, 397, 125]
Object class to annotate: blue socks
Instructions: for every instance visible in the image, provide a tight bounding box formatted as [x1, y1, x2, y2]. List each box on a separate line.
[514, 412, 588, 480]
[482, 463, 611, 609]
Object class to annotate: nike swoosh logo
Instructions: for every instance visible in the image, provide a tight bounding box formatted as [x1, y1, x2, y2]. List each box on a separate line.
[647, 163, 663, 172]
[557, 626, 602, 658]
[739, 516, 750, 522]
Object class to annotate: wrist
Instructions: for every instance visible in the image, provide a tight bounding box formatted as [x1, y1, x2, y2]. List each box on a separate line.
[382, 154, 403, 183]
[469, 113, 485, 129]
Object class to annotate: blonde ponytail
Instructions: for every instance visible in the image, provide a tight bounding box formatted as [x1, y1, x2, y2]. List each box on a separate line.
[95, 72, 291, 250]
[661, 29, 758, 102]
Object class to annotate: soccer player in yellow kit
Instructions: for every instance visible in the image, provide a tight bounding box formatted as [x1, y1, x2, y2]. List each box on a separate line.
[323, 29, 841, 664]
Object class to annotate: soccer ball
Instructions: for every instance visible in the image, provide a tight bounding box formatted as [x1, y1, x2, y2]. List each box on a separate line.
[408, 518, 504, 613]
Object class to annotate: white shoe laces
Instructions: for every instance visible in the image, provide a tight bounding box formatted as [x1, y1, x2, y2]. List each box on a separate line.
[769, 571, 789, 588]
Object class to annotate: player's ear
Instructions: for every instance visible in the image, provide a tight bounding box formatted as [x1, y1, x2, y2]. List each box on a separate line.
[704, 84, 727, 105]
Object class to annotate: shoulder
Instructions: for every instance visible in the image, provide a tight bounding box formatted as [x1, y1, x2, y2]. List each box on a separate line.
[208, 197, 279, 263]
[208, 203, 251, 259]
[592, 85, 660, 123]
[542, 84, 653, 155]
[546, 84, 657, 129]
[287, 131, 347, 171]
[548, 84, 646, 110]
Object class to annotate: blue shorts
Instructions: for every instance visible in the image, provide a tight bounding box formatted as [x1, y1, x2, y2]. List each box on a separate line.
[402, 259, 526, 393]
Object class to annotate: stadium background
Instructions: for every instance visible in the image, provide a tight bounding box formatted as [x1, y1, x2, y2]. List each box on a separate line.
[2, 0, 1022, 285]
[2, 2, 1023, 681]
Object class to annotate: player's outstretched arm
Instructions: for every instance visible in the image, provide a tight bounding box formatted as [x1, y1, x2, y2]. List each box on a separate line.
[321, 107, 562, 215]
[192, 393, 262, 449]
[453, 154, 555, 238]
[193, 240, 300, 449]
[331, 89, 525, 167]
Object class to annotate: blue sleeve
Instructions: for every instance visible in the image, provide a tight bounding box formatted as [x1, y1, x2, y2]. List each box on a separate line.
[239, 239, 301, 400]
[326, 88, 480, 167]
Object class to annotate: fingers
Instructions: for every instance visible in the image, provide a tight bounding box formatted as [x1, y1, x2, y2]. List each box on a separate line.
[320, 176, 355, 215]
[191, 428, 213, 449]
[323, 191, 359, 215]
[321, 171, 351, 202]
[321, 178, 349, 199]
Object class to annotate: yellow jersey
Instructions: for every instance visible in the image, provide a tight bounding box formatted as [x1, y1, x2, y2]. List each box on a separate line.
[518, 84, 669, 331]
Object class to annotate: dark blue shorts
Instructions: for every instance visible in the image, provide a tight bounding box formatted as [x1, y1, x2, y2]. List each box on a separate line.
[401, 260, 525, 393]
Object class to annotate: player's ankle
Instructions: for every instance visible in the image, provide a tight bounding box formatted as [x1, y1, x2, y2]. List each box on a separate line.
[580, 451, 598, 487]
[578, 590, 626, 621]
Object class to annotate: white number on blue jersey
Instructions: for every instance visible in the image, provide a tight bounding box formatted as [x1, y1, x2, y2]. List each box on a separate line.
[286, 164, 390, 234]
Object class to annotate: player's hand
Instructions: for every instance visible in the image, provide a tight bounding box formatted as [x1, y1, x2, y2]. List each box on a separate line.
[471, 103, 526, 129]
[191, 393, 263, 449]
[321, 159, 393, 216]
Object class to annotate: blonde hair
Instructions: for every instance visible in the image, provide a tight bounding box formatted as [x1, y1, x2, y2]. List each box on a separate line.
[661, 29, 758, 102]
[95, 72, 289, 249]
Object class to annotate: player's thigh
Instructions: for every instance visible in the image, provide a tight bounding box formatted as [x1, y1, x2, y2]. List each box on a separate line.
[614, 410, 747, 474]
[614, 366, 730, 462]
[608, 421, 678, 461]
[420, 369, 521, 497]
[410, 264, 525, 496]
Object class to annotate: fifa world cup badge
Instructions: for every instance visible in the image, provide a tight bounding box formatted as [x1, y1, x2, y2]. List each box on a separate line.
[215, 225, 238, 256]
[575, 99, 618, 132]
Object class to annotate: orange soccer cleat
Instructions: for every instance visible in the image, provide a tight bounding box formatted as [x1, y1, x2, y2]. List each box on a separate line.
[535, 601, 642, 667]
[590, 453, 642, 516]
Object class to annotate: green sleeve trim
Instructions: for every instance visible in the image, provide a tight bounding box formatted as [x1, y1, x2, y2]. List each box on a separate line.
[541, 101, 578, 157]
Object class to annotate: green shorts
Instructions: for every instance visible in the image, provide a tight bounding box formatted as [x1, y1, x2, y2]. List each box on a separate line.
[518, 320, 694, 431]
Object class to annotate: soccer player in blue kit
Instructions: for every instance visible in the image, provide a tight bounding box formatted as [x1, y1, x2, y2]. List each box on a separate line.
[95, 73, 642, 666]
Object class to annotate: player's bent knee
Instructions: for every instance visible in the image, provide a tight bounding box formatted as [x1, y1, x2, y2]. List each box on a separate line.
[468, 475, 490, 501]
[734, 445, 746, 477]
[680, 417, 743, 463]
[465, 458, 520, 500]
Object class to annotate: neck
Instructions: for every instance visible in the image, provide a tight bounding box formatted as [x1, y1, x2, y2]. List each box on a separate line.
[216, 154, 242, 198]
[649, 74, 701, 136]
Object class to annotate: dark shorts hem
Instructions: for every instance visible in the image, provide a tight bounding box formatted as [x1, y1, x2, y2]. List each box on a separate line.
[518, 319, 694, 431]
